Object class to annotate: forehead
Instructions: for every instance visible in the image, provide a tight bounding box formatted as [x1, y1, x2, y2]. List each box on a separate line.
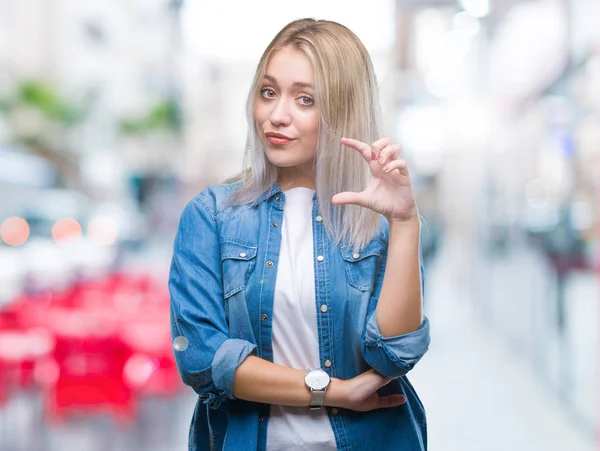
[264, 47, 314, 86]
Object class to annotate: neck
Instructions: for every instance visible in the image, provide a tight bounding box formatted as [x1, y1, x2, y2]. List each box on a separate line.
[277, 162, 316, 191]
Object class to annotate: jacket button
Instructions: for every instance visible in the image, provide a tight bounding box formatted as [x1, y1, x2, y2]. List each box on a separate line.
[261, 314, 268, 321]
[275, 196, 282, 202]
[352, 253, 360, 259]
[173, 336, 189, 351]
[315, 215, 323, 222]
[266, 261, 273, 267]
[271, 222, 278, 228]
[258, 417, 263, 423]
[324, 359, 332, 368]
[320, 304, 328, 313]
[239, 252, 247, 258]
[316, 256, 324, 262]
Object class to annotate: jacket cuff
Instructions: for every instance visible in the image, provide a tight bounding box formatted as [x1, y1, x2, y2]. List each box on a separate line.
[362, 310, 430, 378]
[211, 338, 257, 402]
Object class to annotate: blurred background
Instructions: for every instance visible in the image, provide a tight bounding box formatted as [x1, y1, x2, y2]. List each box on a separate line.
[0, 0, 598, 450]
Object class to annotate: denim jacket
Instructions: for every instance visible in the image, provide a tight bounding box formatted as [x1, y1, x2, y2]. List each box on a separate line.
[169, 182, 431, 451]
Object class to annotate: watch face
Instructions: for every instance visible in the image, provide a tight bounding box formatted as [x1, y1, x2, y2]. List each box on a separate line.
[305, 370, 330, 390]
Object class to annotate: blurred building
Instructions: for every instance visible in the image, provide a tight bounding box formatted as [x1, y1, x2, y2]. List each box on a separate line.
[179, 59, 253, 192]
[393, 0, 600, 439]
[0, 0, 184, 199]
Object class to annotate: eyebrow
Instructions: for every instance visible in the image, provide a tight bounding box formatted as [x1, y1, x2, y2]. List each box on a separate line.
[263, 74, 313, 89]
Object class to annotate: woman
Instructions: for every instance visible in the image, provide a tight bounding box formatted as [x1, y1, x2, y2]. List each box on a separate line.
[169, 18, 430, 451]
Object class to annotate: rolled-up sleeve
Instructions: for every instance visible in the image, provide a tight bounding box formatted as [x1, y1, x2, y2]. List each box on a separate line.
[169, 192, 256, 408]
[361, 221, 430, 378]
[362, 311, 430, 378]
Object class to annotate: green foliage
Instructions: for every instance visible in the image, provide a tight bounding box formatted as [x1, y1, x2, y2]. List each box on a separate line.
[119, 98, 181, 135]
[0, 80, 86, 125]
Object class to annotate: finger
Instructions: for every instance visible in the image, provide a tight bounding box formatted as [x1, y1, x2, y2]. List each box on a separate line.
[371, 137, 393, 153]
[371, 137, 393, 162]
[382, 159, 408, 175]
[378, 394, 407, 409]
[331, 191, 369, 208]
[341, 137, 371, 161]
[377, 144, 402, 166]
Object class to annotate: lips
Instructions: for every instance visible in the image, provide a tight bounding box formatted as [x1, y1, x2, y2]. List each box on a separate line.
[265, 132, 295, 146]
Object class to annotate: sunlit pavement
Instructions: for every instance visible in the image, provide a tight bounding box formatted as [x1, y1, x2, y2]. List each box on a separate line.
[410, 238, 595, 451]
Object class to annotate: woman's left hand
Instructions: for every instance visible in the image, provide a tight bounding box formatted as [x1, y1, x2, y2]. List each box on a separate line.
[332, 137, 418, 222]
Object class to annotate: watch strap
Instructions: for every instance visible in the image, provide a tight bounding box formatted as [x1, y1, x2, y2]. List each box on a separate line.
[309, 389, 326, 410]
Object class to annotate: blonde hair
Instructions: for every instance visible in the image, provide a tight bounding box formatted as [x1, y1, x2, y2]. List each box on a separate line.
[226, 18, 382, 251]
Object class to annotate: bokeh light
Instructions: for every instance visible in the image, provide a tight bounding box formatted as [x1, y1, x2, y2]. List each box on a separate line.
[88, 215, 119, 246]
[123, 354, 160, 388]
[52, 218, 82, 243]
[0, 216, 30, 246]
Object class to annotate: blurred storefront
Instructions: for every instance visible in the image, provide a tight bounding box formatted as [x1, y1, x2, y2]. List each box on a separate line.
[394, 0, 599, 441]
[0, 2, 188, 450]
[479, 0, 599, 437]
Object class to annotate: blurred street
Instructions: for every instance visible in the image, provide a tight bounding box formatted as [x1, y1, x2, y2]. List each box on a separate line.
[412, 236, 595, 451]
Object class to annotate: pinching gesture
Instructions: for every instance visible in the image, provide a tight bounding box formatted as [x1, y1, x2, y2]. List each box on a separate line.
[332, 137, 419, 223]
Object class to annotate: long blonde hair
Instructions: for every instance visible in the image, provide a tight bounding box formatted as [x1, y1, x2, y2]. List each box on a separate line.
[226, 18, 382, 250]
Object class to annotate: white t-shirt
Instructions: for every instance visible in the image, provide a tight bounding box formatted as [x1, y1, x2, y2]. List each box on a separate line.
[266, 187, 337, 451]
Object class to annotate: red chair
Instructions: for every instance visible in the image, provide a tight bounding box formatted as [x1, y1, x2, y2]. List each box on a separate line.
[43, 310, 136, 425]
[2, 271, 178, 428]
[0, 326, 56, 395]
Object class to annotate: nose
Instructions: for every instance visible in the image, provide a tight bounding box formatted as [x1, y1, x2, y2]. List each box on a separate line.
[269, 98, 292, 127]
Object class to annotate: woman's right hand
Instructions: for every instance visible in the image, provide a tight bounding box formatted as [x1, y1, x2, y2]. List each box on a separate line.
[328, 369, 406, 412]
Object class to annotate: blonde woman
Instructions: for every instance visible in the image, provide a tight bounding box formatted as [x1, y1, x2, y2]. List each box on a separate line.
[170, 18, 430, 451]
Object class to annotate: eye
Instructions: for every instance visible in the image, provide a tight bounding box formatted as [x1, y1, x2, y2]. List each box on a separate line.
[260, 88, 276, 99]
[298, 95, 314, 106]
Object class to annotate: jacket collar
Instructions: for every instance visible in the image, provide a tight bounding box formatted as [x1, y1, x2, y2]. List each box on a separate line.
[250, 182, 318, 209]
[250, 182, 284, 208]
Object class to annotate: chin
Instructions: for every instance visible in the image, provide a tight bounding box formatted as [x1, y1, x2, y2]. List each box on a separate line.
[266, 152, 312, 168]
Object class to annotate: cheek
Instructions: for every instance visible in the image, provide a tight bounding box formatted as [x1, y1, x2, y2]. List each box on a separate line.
[253, 103, 269, 126]
[298, 112, 320, 140]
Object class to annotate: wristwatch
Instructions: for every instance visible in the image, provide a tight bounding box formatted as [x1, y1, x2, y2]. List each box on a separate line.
[304, 368, 331, 410]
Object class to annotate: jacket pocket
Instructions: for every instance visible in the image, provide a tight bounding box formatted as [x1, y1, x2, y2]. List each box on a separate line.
[220, 240, 258, 299]
[340, 240, 385, 292]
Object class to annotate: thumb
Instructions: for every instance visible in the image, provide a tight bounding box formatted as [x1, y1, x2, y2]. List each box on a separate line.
[361, 370, 393, 391]
[378, 394, 407, 409]
[376, 375, 394, 389]
[331, 191, 367, 207]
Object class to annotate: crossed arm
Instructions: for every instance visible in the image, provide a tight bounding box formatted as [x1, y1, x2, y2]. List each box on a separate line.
[169, 194, 429, 411]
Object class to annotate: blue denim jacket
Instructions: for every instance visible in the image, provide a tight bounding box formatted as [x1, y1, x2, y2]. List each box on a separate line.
[169, 182, 431, 451]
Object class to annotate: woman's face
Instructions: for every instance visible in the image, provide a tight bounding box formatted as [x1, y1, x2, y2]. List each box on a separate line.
[254, 46, 319, 170]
